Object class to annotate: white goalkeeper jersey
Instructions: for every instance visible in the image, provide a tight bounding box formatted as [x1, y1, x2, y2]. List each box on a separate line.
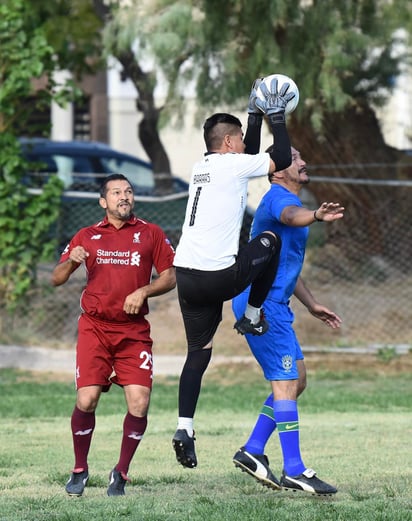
[174, 152, 270, 270]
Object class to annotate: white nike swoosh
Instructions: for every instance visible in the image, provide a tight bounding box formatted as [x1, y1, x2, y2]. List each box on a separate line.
[285, 423, 299, 430]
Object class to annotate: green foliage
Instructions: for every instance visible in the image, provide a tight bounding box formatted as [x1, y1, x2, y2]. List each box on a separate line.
[102, 0, 412, 131]
[35, 0, 104, 78]
[0, 0, 54, 132]
[376, 345, 399, 363]
[0, 135, 63, 311]
[0, 0, 80, 314]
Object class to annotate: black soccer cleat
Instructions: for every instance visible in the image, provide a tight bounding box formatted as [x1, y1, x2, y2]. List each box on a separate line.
[233, 447, 281, 490]
[107, 468, 129, 496]
[172, 429, 197, 468]
[65, 469, 89, 497]
[234, 312, 269, 336]
[280, 468, 337, 496]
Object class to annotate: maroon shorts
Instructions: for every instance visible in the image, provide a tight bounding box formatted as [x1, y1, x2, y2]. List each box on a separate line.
[75, 313, 153, 391]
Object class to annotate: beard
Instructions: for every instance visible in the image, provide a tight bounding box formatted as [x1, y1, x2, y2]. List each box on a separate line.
[118, 210, 132, 221]
[110, 203, 133, 221]
[298, 175, 310, 185]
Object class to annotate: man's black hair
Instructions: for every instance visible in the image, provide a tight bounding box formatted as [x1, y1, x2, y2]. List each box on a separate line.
[100, 173, 132, 198]
[203, 113, 242, 151]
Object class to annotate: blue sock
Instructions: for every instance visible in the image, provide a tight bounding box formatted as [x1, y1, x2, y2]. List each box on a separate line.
[273, 399, 305, 476]
[244, 394, 276, 454]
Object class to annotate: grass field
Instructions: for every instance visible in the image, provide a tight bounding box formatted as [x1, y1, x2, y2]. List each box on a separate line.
[1, 364, 411, 521]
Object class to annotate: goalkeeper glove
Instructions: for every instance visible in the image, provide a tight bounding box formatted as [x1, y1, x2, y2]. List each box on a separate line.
[247, 78, 264, 114]
[255, 77, 296, 122]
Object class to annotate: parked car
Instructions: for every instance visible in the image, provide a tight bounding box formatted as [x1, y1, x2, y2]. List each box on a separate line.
[19, 138, 253, 252]
[19, 137, 191, 193]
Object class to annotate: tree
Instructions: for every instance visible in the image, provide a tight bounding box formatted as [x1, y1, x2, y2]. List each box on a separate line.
[0, 0, 90, 314]
[96, 0, 412, 265]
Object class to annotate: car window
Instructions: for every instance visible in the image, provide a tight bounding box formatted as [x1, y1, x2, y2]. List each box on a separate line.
[100, 157, 155, 191]
[51, 154, 101, 189]
[23, 146, 155, 193]
[54, 156, 74, 187]
[25, 152, 99, 189]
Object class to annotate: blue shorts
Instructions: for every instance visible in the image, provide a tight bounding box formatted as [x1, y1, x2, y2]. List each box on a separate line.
[232, 290, 304, 381]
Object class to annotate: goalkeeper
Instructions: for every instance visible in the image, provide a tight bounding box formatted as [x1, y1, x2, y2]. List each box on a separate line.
[172, 78, 295, 468]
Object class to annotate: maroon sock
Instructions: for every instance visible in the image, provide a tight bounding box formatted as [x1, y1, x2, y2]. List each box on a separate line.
[71, 406, 95, 471]
[115, 412, 148, 475]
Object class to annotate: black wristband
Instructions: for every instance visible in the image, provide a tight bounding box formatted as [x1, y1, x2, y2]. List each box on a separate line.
[314, 210, 323, 222]
[244, 113, 263, 154]
[268, 112, 286, 125]
[267, 119, 292, 171]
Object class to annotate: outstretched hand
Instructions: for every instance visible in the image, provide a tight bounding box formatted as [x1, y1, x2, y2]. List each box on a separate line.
[309, 304, 342, 329]
[255, 77, 296, 115]
[315, 202, 345, 222]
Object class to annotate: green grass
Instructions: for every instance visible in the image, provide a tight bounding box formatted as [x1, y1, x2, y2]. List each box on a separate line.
[0, 368, 411, 520]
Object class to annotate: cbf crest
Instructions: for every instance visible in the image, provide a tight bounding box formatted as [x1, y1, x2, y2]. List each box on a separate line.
[282, 355, 293, 372]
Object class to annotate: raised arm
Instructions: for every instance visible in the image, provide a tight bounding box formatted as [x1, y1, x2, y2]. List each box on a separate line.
[281, 202, 345, 227]
[243, 78, 264, 155]
[255, 77, 294, 173]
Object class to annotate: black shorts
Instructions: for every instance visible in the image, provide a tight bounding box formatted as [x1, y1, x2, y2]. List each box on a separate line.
[176, 233, 277, 351]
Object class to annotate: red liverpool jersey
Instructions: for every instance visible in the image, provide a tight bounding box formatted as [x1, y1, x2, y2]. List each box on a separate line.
[59, 215, 175, 323]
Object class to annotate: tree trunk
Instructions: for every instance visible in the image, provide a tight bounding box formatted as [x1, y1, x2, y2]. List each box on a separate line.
[115, 49, 173, 193]
[93, 0, 173, 193]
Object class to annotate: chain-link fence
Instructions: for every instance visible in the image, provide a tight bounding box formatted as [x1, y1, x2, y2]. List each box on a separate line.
[293, 175, 412, 348]
[1, 177, 411, 350]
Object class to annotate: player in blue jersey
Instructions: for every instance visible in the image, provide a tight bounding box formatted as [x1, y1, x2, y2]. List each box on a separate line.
[232, 147, 344, 495]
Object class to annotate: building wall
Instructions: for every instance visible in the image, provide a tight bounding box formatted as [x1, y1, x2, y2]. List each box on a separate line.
[374, 71, 412, 150]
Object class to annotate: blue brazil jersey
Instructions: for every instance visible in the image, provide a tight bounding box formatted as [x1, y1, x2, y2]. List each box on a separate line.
[251, 184, 309, 302]
[232, 184, 308, 380]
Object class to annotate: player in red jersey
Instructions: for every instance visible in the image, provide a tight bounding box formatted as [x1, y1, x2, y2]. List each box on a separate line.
[51, 174, 175, 497]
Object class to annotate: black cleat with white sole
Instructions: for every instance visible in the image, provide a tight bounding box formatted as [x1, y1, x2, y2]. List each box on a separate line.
[280, 468, 337, 496]
[172, 429, 197, 468]
[233, 446, 281, 490]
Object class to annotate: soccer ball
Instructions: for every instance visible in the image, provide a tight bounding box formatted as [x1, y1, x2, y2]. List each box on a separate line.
[256, 73, 299, 115]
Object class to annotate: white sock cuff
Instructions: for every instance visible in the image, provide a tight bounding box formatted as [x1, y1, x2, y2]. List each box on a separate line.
[245, 304, 261, 324]
[177, 417, 194, 437]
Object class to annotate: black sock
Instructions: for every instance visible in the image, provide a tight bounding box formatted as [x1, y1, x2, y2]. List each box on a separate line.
[178, 349, 212, 417]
